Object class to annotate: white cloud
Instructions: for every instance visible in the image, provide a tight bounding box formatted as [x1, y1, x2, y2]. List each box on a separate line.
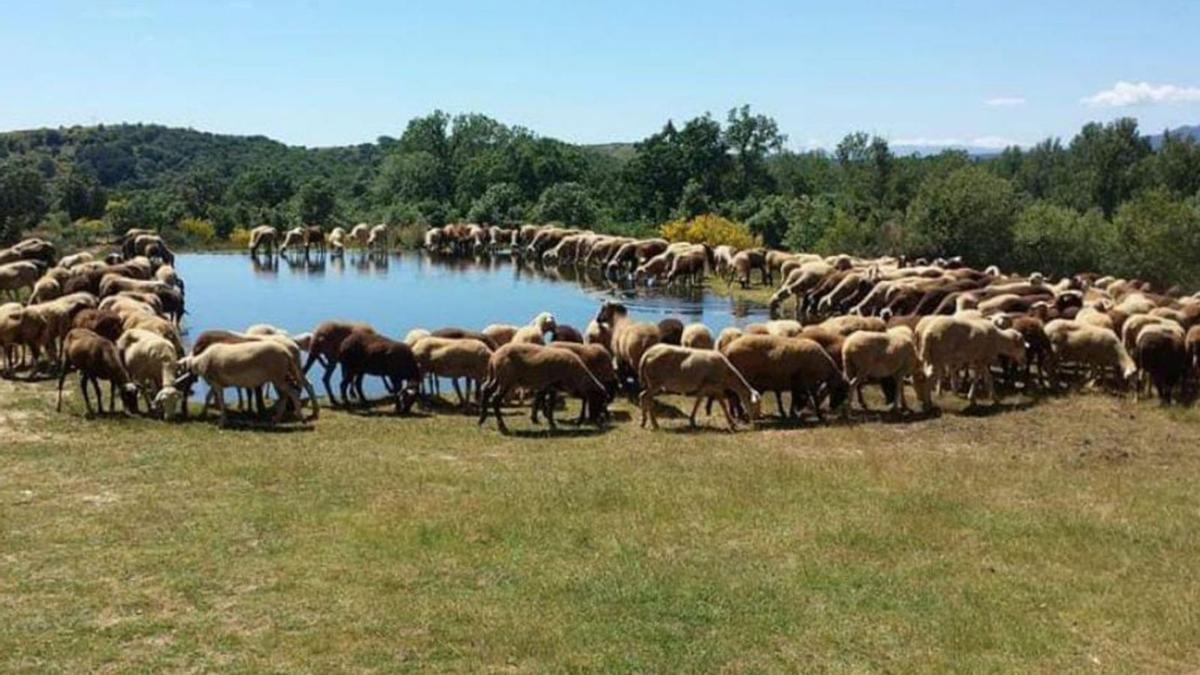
[891, 136, 1023, 150]
[1081, 81, 1200, 107]
[985, 97, 1026, 107]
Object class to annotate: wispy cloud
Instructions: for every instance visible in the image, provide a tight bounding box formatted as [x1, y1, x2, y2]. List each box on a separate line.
[891, 136, 1023, 150]
[1081, 81, 1200, 107]
[984, 96, 1026, 107]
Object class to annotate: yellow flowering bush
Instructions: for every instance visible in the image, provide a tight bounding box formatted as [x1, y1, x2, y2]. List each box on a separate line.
[660, 214, 757, 249]
[178, 217, 217, 245]
[228, 227, 252, 248]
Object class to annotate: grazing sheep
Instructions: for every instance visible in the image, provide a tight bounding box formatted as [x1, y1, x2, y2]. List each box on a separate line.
[842, 326, 930, 412]
[28, 276, 62, 304]
[510, 312, 557, 345]
[56, 328, 139, 416]
[117, 328, 183, 419]
[722, 334, 847, 420]
[729, 249, 770, 288]
[177, 340, 317, 427]
[411, 336, 493, 408]
[57, 252, 94, 269]
[1044, 319, 1137, 390]
[1133, 323, 1188, 403]
[367, 223, 389, 252]
[429, 327, 499, 350]
[918, 315, 1027, 406]
[637, 344, 761, 431]
[72, 309, 123, 342]
[715, 327, 744, 353]
[478, 343, 610, 433]
[337, 329, 422, 413]
[301, 320, 376, 405]
[681, 323, 714, 350]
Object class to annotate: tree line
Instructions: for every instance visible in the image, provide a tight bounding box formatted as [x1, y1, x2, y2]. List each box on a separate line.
[1, 109, 1199, 286]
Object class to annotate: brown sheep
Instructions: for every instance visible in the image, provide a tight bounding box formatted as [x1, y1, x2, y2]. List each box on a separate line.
[637, 344, 761, 430]
[657, 318, 684, 345]
[478, 343, 609, 433]
[596, 301, 660, 389]
[551, 323, 584, 343]
[1133, 324, 1188, 404]
[337, 329, 422, 413]
[722, 335, 848, 421]
[56, 328, 139, 416]
[301, 320, 376, 405]
[72, 309, 124, 342]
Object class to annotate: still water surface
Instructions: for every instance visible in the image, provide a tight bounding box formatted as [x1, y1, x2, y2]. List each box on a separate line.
[178, 251, 770, 347]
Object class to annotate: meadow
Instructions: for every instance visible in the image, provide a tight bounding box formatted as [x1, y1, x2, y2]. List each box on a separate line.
[3, 378, 1198, 672]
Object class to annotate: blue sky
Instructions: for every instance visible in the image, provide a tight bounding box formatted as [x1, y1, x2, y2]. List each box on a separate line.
[2, 1, 1197, 149]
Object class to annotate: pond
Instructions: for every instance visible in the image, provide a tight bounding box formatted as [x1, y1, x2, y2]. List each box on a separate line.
[178, 250, 770, 351]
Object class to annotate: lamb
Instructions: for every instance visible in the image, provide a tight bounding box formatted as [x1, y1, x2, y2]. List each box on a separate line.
[1043, 319, 1137, 390]
[410, 336, 493, 408]
[722, 334, 847, 420]
[637, 344, 761, 431]
[477, 343, 610, 433]
[841, 326, 930, 412]
[56, 328, 139, 416]
[680, 323, 714, 350]
[117, 328, 183, 419]
[337, 328, 422, 413]
[176, 339, 317, 427]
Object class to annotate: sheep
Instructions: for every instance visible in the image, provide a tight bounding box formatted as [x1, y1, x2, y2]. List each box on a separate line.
[117, 328, 183, 419]
[510, 312, 557, 345]
[1043, 320, 1137, 390]
[0, 238, 57, 265]
[404, 328, 431, 346]
[278, 227, 305, 253]
[154, 263, 184, 292]
[337, 329, 422, 413]
[918, 315, 1027, 406]
[596, 301, 660, 389]
[56, 328, 139, 416]
[481, 323, 520, 346]
[841, 326, 930, 412]
[28, 275, 62, 304]
[681, 323, 714, 350]
[637, 344, 761, 431]
[248, 225, 279, 256]
[327, 227, 347, 255]
[1133, 323, 1188, 404]
[729, 249, 770, 288]
[665, 246, 708, 287]
[715, 327, 743, 353]
[550, 323, 584, 343]
[0, 261, 43, 298]
[122, 313, 184, 356]
[584, 319, 612, 351]
[367, 223, 389, 252]
[477, 343, 609, 432]
[722, 334, 848, 420]
[657, 318, 684, 345]
[72, 309, 123, 342]
[301, 320, 376, 405]
[57, 252, 94, 269]
[429, 327, 499, 350]
[177, 340, 317, 427]
[411, 336, 492, 408]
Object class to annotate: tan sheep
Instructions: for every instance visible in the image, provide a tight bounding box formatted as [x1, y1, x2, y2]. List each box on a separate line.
[411, 336, 492, 408]
[117, 328, 183, 420]
[177, 339, 317, 427]
[477, 343, 610, 433]
[637, 343, 761, 431]
[1044, 319, 1137, 389]
[918, 315, 1027, 406]
[680, 323, 714, 350]
[721, 334, 847, 420]
[842, 326, 931, 412]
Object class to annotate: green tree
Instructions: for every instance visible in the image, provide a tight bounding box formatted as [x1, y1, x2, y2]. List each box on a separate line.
[534, 182, 598, 226]
[1011, 202, 1114, 277]
[230, 166, 293, 208]
[55, 168, 107, 220]
[783, 195, 841, 252]
[1145, 130, 1200, 199]
[1111, 188, 1200, 288]
[297, 178, 337, 227]
[467, 182, 524, 225]
[1068, 118, 1151, 216]
[723, 105, 784, 197]
[746, 194, 803, 248]
[905, 166, 1018, 266]
[0, 158, 49, 243]
[675, 179, 712, 220]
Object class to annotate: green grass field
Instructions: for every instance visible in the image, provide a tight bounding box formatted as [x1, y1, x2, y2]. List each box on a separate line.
[2, 379, 1199, 672]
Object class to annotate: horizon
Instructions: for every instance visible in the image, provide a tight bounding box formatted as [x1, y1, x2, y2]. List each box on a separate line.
[2, 1, 1198, 150]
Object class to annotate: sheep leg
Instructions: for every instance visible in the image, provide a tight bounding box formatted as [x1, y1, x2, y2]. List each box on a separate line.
[254, 387, 266, 416]
[544, 391, 558, 430]
[531, 390, 544, 424]
[717, 397, 737, 432]
[79, 376, 94, 417]
[689, 396, 704, 427]
[493, 386, 510, 434]
[809, 391, 825, 423]
[774, 391, 787, 418]
[355, 376, 368, 407]
[339, 365, 353, 404]
[452, 378, 466, 408]
[321, 363, 340, 407]
[55, 366, 73, 412]
[850, 378, 868, 412]
[214, 387, 230, 427]
[477, 380, 495, 426]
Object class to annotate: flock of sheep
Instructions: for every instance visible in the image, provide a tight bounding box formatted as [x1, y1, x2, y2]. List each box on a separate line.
[2, 220, 1199, 434]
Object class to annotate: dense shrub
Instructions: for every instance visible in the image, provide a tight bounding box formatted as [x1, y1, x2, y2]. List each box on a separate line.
[661, 214, 756, 248]
[904, 166, 1017, 267]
